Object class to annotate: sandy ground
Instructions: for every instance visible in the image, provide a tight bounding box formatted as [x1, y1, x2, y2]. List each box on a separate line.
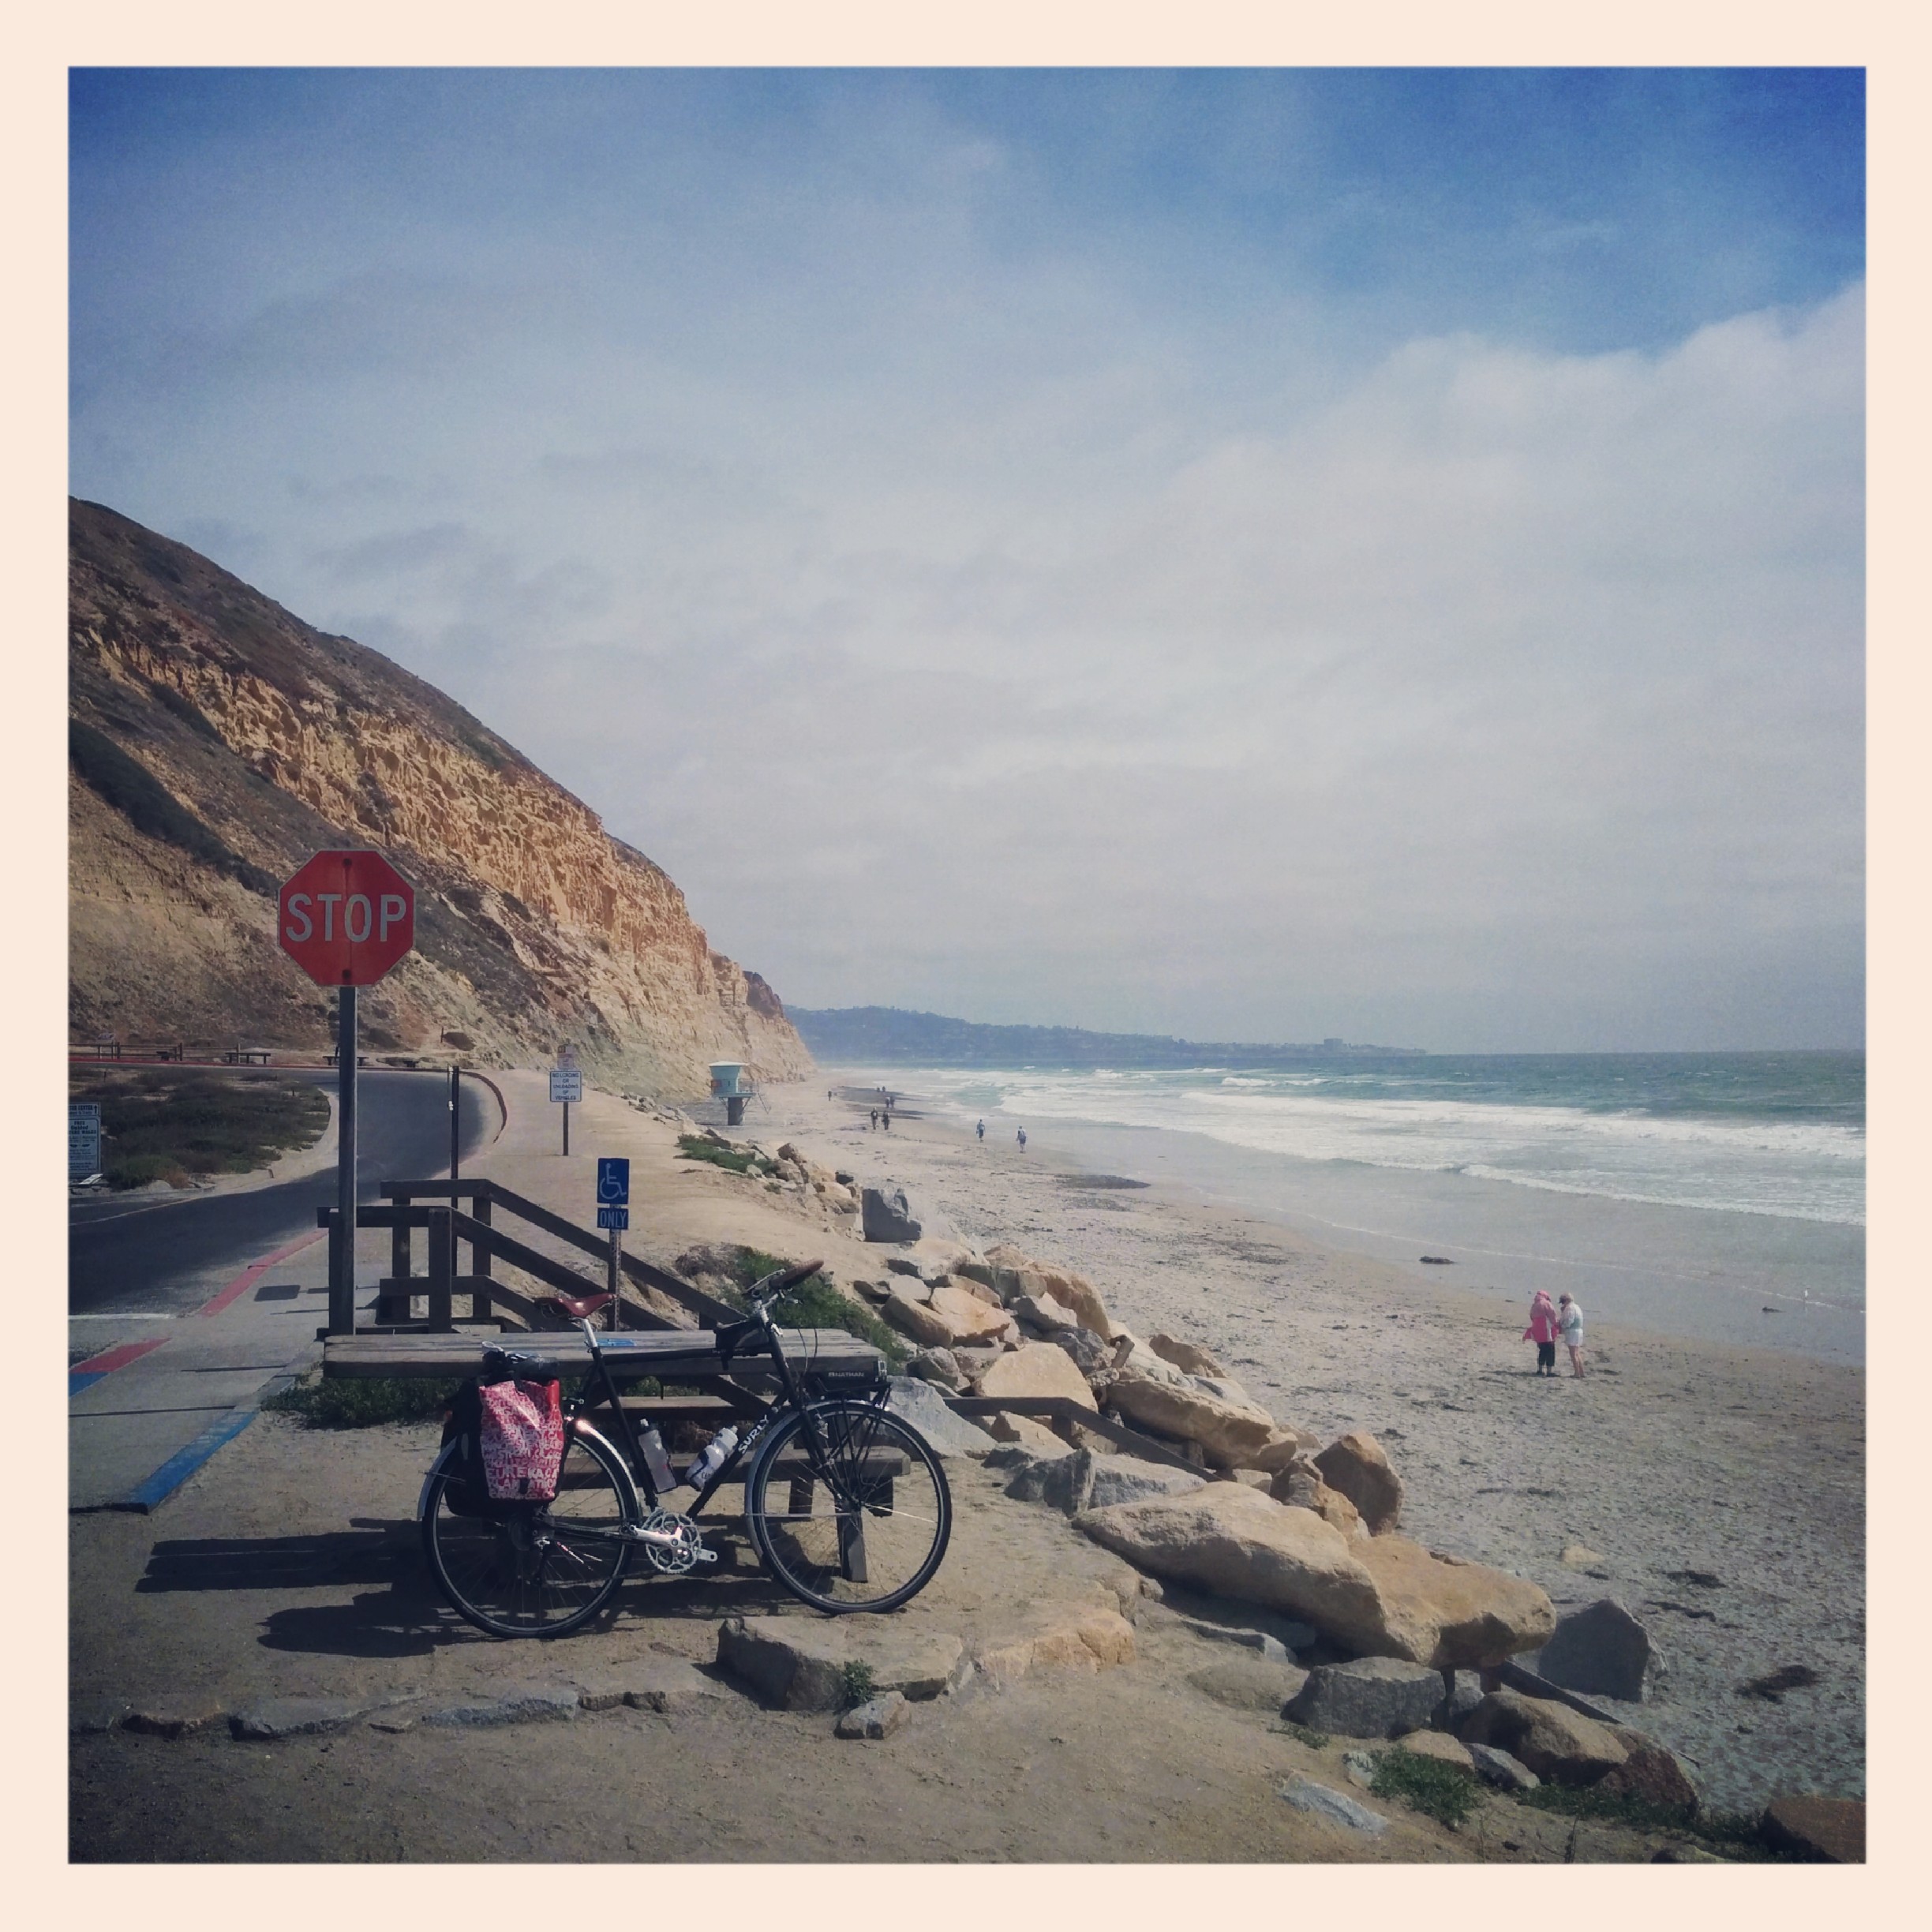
[67, 1070, 1862, 1861]
[753, 1080, 1866, 1814]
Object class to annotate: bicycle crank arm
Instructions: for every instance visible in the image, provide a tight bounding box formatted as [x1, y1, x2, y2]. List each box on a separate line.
[621, 1522, 717, 1560]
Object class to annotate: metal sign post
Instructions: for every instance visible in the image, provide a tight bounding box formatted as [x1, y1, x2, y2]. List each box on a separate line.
[277, 848, 417, 1338]
[549, 1061, 582, 1153]
[597, 1157, 630, 1331]
[333, 987, 358, 1337]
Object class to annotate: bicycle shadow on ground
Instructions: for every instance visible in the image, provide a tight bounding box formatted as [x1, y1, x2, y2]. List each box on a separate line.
[134, 1518, 447, 1660]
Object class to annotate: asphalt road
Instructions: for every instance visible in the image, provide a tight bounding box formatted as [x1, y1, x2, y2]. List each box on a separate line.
[69, 1069, 498, 1317]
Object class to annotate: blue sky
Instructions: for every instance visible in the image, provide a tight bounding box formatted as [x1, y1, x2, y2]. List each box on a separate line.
[69, 69, 1865, 1050]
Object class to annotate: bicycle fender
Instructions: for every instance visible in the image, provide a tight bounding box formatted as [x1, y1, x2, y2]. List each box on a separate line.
[416, 1438, 460, 1522]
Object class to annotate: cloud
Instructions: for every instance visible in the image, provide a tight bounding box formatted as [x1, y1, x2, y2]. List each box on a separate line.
[67, 74, 1863, 1050]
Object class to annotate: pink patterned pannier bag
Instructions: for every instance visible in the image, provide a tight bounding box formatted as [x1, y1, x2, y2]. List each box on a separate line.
[478, 1379, 566, 1501]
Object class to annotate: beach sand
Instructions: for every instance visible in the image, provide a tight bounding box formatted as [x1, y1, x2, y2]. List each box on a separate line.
[754, 1077, 1865, 1814]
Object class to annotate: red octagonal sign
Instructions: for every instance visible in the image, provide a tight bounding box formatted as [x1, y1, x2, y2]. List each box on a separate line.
[279, 849, 416, 987]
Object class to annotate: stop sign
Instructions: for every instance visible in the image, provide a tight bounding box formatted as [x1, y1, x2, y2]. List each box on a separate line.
[279, 849, 416, 987]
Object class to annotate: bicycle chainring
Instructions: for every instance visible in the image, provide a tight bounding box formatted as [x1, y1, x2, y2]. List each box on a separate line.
[637, 1507, 707, 1575]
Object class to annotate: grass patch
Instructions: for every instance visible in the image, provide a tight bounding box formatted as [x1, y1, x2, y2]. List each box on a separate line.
[264, 1375, 462, 1429]
[675, 1134, 764, 1174]
[1517, 1782, 1776, 1855]
[837, 1661, 878, 1711]
[72, 1069, 330, 1189]
[1371, 1749, 1480, 1829]
[724, 1249, 908, 1368]
[1277, 1721, 1331, 1750]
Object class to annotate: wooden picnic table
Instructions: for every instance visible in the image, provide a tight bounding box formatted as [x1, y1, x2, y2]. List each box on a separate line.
[323, 1326, 884, 1389]
[223, 1046, 273, 1065]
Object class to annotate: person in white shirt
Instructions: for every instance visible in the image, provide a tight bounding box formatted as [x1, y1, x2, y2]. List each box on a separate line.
[1558, 1292, 1586, 1379]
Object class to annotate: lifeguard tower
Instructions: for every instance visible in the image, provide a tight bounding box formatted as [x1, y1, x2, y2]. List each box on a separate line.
[709, 1061, 752, 1126]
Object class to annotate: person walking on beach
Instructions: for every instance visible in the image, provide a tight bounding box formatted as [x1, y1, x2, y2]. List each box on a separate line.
[1017, 1127, 1028, 1151]
[975, 1119, 985, 1141]
[881, 1109, 891, 1130]
[1558, 1292, 1587, 1379]
[868, 1108, 878, 1130]
[1523, 1290, 1559, 1376]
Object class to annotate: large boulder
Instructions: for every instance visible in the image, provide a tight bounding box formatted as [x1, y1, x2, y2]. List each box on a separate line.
[982, 1410, 1069, 1455]
[1761, 1794, 1865, 1863]
[987, 1256, 1114, 1340]
[1012, 1292, 1080, 1335]
[878, 1286, 953, 1350]
[1074, 1486, 1387, 1645]
[1107, 1356, 1279, 1467]
[1352, 1536, 1555, 1670]
[883, 1377, 998, 1457]
[1149, 1332, 1227, 1377]
[1269, 1456, 1369, 1540]
[976, 1340, 1099, 1411]
[1458, 1688, 1630, 1785]
[1241, 1428, 1320, 1473]
[1050, 1327, 1114, 1380]
[1073, 1486, 1552, 1669]
[1526, 1597, 1660, 1703]
[903, 1346, 965, 1392]
[925, 1282, 1020, 1348]
[1312, 1432, 1404, 1534]
[717, 1616, 966, 1712]
[861, 1184, 954, 1245]
[1597, 1731, 1700, 1812]
[1282, 1658, 1447, 1739]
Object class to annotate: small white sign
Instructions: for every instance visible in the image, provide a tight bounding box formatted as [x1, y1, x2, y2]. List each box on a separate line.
[549, 1068, 582, 1103]
[69, 1102, 103, 1179]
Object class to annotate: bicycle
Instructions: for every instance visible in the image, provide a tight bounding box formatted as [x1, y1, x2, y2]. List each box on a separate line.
[418, 1258, 953, 1638]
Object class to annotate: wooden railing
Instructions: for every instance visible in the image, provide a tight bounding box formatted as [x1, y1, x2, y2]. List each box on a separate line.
[316, 1177, 739, 1337]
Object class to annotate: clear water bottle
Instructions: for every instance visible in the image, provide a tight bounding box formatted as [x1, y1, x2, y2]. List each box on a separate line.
[637, 1424, 676, 1492]
[683, 1425, 739, 1491]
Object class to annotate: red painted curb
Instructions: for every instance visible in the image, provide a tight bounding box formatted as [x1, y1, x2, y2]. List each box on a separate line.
[194, 1229, 328, 1318]
[71, 1335, 170, 1377]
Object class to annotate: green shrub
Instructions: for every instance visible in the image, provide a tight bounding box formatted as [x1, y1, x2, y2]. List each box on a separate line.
[1371, 1748, 1480, 1828]
[75, 1070, 331, 1189]
[1277, 1721, 1331, 1750]
[675, 1134, 762, 1174]
[1518, 1781, 1773, 1854]
[264, 1375, 462, 1429]
[725, 1249, 908, 1368]
[837, 1661, 878, 1711]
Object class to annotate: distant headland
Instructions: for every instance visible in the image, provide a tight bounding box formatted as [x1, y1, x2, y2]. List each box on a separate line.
[787, 1005, 1427, 1069]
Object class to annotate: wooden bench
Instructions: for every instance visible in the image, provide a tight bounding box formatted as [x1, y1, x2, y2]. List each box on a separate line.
[322, 1327, 885, 1387]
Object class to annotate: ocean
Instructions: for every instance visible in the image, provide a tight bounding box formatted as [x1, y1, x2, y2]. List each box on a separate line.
[832, 1052, 1866, 1364]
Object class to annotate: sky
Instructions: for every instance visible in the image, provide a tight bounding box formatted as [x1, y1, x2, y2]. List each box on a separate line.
[69, 69, 1866, 1053]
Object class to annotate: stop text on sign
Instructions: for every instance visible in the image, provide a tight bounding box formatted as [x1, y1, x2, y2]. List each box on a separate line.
[279, 848, 417, 987]
[282, 891, 410, 945]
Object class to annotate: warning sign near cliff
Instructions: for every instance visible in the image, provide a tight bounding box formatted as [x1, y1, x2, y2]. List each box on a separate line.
[279, 849, 416, 987]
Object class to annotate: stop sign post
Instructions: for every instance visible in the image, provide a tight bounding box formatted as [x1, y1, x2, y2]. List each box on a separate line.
[279, 851, 417, 1336]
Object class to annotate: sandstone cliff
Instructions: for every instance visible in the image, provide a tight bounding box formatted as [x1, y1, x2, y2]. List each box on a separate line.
[68, 498, 814, 1094]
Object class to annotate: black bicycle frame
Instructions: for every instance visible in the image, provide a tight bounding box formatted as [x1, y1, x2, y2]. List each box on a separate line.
[564, 1302, 882, 1519]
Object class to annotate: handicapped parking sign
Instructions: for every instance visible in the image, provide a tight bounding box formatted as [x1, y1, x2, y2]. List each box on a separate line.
[596, 1157, 631, 1206]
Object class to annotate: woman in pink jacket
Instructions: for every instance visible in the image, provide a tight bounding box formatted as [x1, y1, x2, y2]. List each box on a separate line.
[1523, 1290, 1559, 1376]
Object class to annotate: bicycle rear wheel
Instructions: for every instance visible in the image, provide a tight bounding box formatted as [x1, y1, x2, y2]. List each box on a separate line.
[743, 1399, 951, 1613]
[422, 1428, 634, 1638]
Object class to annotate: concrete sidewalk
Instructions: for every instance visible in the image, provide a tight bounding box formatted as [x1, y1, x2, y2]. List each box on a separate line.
[68, 1222, 391, 1511]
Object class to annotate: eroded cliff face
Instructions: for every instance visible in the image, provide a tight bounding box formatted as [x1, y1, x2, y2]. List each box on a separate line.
[68, 497, 814, 1093]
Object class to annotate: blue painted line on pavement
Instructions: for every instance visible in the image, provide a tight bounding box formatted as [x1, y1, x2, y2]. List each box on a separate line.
[118, 1409, 259, 1514]
[69, 1371, 109, 1397]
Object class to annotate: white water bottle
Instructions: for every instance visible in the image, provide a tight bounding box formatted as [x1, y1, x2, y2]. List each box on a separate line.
[683, 1425, 739, 1490]
[637, 1424, 676, 1492]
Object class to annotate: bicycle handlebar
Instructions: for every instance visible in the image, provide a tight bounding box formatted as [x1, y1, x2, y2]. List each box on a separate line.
[745, 1258, 826, 1312]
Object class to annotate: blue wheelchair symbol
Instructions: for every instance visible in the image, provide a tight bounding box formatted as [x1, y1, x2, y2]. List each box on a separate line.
[596, 1157, 631, 1206]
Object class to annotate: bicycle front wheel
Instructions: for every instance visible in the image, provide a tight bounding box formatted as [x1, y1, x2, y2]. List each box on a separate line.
[422, 1428, 634, 1638]
[744, 1399, 952, 1613]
